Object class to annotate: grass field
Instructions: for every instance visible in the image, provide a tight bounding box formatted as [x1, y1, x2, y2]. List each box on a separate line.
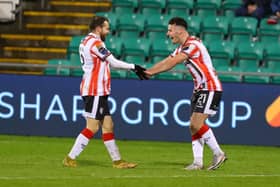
[0, 135, 279, 187]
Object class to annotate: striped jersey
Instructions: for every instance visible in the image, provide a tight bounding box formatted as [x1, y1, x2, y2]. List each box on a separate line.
[79, 33, 112, 96]
[171, 36, 222, 91]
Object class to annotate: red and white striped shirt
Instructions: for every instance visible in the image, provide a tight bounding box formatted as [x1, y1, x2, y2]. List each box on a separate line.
[79, 33, 112, 96]
[171, 36, 222, 91]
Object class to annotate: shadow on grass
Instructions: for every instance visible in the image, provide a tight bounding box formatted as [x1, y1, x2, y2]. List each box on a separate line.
[138, 160, 186, 169]
[79, 159, 109, 168]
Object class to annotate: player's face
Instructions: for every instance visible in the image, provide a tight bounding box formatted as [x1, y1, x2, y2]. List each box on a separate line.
[100, 21, 110, 41]
[167, 24, 183, 44]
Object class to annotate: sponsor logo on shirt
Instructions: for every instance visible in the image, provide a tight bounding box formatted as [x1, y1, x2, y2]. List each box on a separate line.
[97, 44, 110, 56]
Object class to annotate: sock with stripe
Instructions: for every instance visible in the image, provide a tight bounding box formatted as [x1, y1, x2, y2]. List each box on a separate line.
[103, 133, 121, 161]
[68, 128, 94, 159]
[191, 126, 207, 166]
[200, 124, 223, 155]
[191, 138, 204, 166]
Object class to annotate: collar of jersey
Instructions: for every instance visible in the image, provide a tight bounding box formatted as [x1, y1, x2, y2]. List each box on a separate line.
[88, 32, 100, 40]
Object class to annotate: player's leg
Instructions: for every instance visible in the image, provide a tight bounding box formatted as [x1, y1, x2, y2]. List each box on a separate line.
[99, 96, 137, 169]
[63, 118, 99, 167]
[187, 112, 226, 170]
[195, 91, 227, 170]
[101, 115, 121, 161]
[185, 112, 207, 170]
[185, 91, 205, 170]
[191, 112, 224, 156]
[63, 96, 101, 167]
[101, 116, 137, 169]
[186, 91, 226, 170]
[200, 122, 227, 170]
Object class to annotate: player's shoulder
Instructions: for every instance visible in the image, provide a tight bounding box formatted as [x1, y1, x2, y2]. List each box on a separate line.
[182, 42, 195, 51]
[81, 35, 101, 48]
[184, 36, 203, 49]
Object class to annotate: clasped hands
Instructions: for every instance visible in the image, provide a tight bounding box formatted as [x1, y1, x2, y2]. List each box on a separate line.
[132, 64, 152, 80]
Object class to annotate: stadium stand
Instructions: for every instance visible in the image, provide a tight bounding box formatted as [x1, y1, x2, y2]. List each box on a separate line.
[185, 16, 202, 36]
[220, 0, 243, 20]
[267, 60, 280, 84]
[242, 67, 271, 84]
[106, 35, 123, 58]
[95, 11, 117, 33]
[235, 41, 264, 68]
[67, 35, 85, 57]
[194, 0, 221, 17]
[208, 40, 235, 68]
[0, 0, 279, 84]
[112, 0, 137, 15]
[0, 0, 111, 74]
[230, 17, 258, 44]
[44, 59, 71, 76]
[259, 18, 280, 42]
[116, 13, 145, 38]
[144, 14, 171, 38]
[139, 0, 166, 16]
[201, 15, 229, 42]
[150, 38, 174, 61]
[68, 53, 83, 76]
[165, 0, 193, 16]
[122, 37, 151, 59]
[221, 0, 242, 20]
[263, 42, 280, 84]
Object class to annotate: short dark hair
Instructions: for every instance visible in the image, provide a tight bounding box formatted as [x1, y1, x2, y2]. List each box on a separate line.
[89, 16, 109, 30]
[168, 17, 188, 30]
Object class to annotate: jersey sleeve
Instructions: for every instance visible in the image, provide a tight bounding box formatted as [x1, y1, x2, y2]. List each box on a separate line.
[181, 43, 200, 58]
[90, 40, 112, 61]
[170, 47, 179, 57]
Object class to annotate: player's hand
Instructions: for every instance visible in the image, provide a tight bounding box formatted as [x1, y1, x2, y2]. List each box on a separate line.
[144, 70, 153, 79]
[132, 64, 149, 80]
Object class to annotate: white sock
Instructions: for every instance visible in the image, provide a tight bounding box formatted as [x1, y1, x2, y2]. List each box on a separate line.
[192, 138, 204, 165]
[104, 139, 121, 161]
[202, 128, 223, 155]
[68, 134, 89, 159]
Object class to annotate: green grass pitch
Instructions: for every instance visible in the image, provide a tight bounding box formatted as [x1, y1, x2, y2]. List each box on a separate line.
[0, 135, 279, 187]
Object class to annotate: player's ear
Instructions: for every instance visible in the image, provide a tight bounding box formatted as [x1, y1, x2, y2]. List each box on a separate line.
[96, 25, 102, 33]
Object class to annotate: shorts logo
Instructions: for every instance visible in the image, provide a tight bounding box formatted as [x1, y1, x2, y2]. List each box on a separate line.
[212, 104, 218, 110]
[99, 107, 104, 115]
[265, 96, 280, 127]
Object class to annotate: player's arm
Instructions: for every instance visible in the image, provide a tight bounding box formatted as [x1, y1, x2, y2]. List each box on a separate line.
[90, 41, 137, 70]
[105, 55, 148, 80]
[91, 41, 148, 80]
[106, 55, 134, 70]
[90, 42, 134, 70]
[146, 52, 188, 76]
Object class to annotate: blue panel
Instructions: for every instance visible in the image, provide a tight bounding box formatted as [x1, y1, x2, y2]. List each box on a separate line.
[0, 74, 279, 146]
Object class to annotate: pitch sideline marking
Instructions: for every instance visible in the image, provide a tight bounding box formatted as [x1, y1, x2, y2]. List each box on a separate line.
[0, 174, 280, 180]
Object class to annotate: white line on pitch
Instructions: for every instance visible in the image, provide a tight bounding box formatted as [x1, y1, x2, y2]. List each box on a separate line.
[0, 174, 280, 180]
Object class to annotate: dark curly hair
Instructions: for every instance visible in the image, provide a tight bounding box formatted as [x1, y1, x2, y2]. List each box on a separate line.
[89, 16, 109, 31]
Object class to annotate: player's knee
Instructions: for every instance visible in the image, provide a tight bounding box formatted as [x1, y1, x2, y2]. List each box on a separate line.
[86, 122, 100, 133]
[86, 117, 101, 132]
[189, 117, 203, 133]
[87, 125, 99, 133]
[102, 124, 114, 133]
[189, 123, 198, 132]
[189, 116, 197, 130]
